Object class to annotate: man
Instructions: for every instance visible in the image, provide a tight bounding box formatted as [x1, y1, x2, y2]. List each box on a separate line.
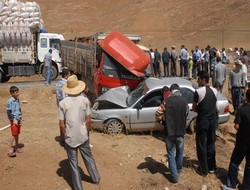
[213, 56, 227, 92]
[192, 71, 218, 176]
[179, 45, 188, 77]
[241, 50, 250, 69]
[162, 47, 170, 77]
[44, 49, 52, 85]
[154, 48, 162, 77]
[221, 89, 250, 190]
[55, 68, 71, 146]
[234, 47, 240, 61]
[170, 46, 178, 77]
[59, 75, 100, 190]
[228, 60, 245, 115]
[164, 84, 188, 183]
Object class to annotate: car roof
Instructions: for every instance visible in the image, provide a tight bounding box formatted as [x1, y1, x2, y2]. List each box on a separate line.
[145, 77, 194, 90]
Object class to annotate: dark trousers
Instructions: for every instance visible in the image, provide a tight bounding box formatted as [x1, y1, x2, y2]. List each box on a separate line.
[170, 60, 177, 77]
[231, 87, 242, 113]
[154, 61, 161, 77]
[180, 59, 188, 77]
[226, 142, 250, 189]
[163, 62, 169, 77]
[196, 117, 217, 175]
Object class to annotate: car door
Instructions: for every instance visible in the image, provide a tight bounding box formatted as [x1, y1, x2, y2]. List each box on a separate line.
[129, 89, 163, 132]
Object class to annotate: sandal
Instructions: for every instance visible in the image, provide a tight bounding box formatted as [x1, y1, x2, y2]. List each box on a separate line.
[16, 148, 23, 153]
[7, 151, 16, 157]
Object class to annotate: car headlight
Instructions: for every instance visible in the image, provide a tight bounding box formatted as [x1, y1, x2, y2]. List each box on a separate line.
[91, 112, 98, 118]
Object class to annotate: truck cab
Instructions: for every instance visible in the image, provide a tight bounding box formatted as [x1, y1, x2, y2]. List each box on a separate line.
[94, 31, 151, 95]
[0, 32, 64, 82]
[37, 32, 65, 80]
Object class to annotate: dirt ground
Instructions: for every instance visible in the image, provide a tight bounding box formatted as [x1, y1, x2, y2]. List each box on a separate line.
[0, 65, 245, 190]
[1, 0, 249, 189]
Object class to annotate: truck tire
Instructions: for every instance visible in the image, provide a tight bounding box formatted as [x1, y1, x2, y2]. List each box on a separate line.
[42, 65, 58, 81]
[3, 75, 11, 82]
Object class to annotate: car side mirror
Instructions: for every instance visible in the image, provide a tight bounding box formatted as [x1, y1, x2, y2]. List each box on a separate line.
[134, 102, 142, 110]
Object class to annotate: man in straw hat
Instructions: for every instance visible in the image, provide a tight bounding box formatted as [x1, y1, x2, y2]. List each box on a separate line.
[58, 75, 100, 189]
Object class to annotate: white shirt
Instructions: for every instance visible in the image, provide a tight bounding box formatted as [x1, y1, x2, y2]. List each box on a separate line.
[59, 95, 91, 147]
[242, 64, 248, 82]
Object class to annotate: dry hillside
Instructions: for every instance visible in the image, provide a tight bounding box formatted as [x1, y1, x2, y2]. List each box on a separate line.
[25, 0, 250, 51]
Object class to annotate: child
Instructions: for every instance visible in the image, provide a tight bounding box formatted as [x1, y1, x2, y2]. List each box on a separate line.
[6, 86, 23, 157]
[188, 56, 193, 80]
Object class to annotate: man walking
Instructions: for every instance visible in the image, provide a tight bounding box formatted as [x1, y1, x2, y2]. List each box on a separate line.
[221, 89, 250, 190]
[59, 75, 100, 190]
[228, 60, 245, 115]
[192, 71, 218, 176]
[164, 83, 188, 183]
[44, 49, 52, 85]
[162, 47, 170, 77]
[55, 68, 71, 146]
[213, 56, 227, 92]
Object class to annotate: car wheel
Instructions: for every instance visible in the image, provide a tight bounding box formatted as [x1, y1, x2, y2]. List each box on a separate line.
[105, 119, 124, 135]
[187, 118, 196, 134]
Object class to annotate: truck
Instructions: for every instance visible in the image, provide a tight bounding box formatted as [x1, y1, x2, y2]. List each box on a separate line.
[0, 0, 64, 82]
[61, 31, 153, 102]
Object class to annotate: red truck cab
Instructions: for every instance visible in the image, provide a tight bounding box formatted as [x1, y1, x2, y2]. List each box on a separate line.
[94, 31, 151, 95]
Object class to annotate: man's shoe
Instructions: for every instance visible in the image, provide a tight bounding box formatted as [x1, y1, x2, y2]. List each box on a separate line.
[194, 165, 208, 177]
[209, 167, 218, 174]
[220, 185, 237, 190]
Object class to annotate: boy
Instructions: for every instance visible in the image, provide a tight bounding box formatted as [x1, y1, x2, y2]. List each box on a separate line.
[6, 86, 22, 157]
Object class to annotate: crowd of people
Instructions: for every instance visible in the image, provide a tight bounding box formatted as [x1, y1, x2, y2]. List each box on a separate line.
[4, 46, 250, 190]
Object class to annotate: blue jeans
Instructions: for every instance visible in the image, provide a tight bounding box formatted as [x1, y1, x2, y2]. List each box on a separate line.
[45, 65, 51, 84]
[226, 141, 250, 189]
[165, 135, 184, 182]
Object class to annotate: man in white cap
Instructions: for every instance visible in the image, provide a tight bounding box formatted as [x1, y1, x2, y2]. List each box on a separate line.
[58, 75, 100, 190]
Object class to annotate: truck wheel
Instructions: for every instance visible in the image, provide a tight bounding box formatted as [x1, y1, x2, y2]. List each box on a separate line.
[105, 119, 124, 135]
[42, 65, 58, 81]
[3, 75, 11, 82]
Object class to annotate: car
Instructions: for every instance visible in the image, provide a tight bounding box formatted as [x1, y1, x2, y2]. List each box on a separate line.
[91, 77, 230, 135]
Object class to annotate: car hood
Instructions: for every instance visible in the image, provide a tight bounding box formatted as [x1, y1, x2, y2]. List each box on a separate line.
[95, 86, 130, 108]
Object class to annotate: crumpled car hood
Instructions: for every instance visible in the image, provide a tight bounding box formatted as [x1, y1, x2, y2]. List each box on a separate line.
[95, 86, 130, 108]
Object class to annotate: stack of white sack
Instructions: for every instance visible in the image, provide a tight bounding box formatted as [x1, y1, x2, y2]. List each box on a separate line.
[0, 0, 44, 47]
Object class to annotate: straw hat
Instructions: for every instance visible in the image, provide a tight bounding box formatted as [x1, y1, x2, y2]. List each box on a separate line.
[62, 75, 86, 95]
[235, 60, 243, 65]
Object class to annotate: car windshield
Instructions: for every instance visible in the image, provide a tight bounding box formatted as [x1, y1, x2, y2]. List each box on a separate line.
[126, 81, 148, 106]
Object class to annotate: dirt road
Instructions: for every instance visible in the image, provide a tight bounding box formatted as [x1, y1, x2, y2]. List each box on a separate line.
[0, 74, 242, 190]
